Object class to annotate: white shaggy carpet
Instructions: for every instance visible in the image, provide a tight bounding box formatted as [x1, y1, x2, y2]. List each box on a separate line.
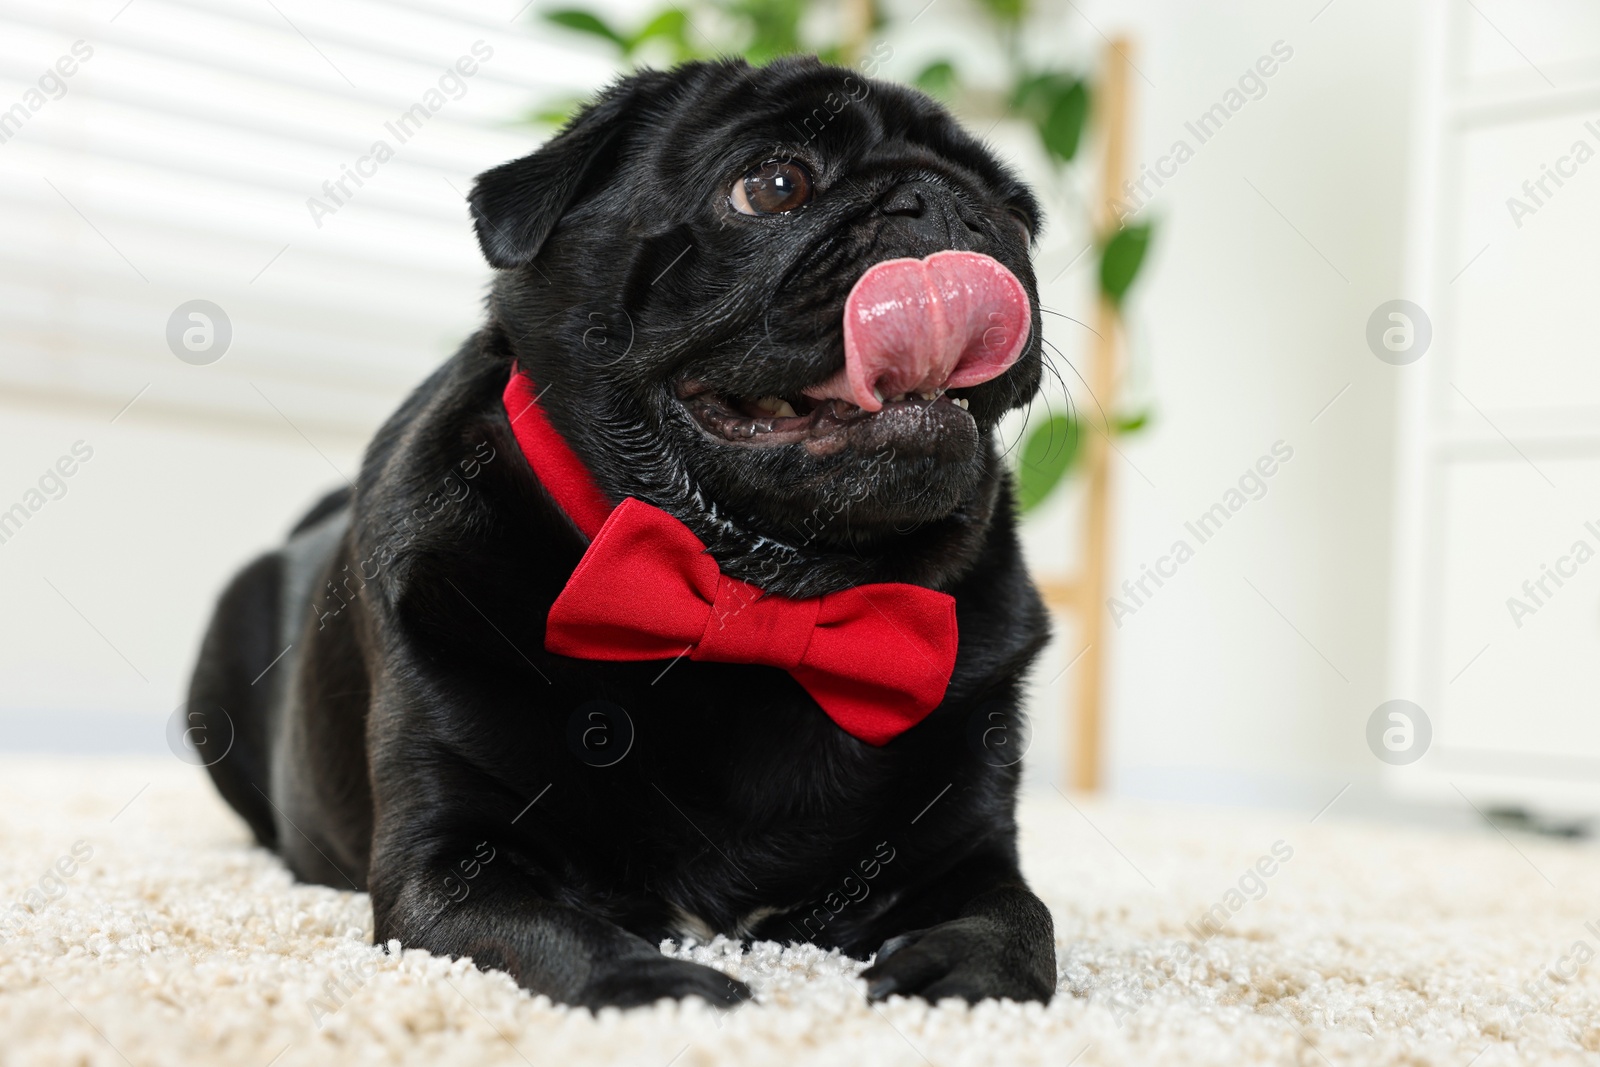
[2, 758, 1599, 1066]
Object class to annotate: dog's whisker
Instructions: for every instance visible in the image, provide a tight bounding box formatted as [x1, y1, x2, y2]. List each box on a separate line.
[1038, 305, 1103, 340]
[1042, 337, 1111, 435]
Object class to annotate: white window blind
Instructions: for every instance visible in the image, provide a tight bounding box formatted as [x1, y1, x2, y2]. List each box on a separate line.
[0, 0, 611, 434]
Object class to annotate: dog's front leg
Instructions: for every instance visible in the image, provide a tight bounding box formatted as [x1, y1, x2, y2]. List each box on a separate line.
[859, 850, 1057, 1004]
[368, 837, 751, 1010]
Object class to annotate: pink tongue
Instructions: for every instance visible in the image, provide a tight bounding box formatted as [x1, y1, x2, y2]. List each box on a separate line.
[806, 250, 1031, 412]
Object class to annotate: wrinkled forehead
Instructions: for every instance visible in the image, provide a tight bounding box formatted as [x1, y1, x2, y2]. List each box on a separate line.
[649, 64, 1009, 199]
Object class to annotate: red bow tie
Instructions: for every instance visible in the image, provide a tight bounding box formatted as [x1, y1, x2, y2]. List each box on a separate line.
[502, 370, 958, 745]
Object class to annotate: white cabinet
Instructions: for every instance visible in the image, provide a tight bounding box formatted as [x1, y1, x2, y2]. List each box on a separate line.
[1451, 119, 1600, 416]
[1460, 0, 1600, 89]
[1390, 0, 1600, 815]
[1436, 461, 1600, 755]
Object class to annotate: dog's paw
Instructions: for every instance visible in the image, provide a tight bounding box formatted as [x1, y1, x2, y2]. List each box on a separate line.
[579, 955, 752, 1010]
[861, 916, 1055, 1004]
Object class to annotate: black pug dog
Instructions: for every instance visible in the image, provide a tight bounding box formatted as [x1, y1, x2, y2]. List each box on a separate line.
[188, 54, 1056, 1010]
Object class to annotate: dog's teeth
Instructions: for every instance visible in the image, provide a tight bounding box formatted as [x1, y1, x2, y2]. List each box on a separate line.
[751, 395, 796, 418]
[955, 397, 970, 410]
[890, 393, 908, 403]
[918, 390, 938, 401]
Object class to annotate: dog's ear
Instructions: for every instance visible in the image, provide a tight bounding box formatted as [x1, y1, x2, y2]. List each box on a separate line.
[468, 74, 659, 270]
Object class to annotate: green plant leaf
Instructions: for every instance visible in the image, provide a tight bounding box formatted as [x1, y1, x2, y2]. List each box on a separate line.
[1016, 413, 1079, 513]
[525, 97, 585, 127]
[1040, 79, 1088, 162]
[730, 0, 807, 64]
[1008, 73, 1089, 164]
[625, 9, 688, 56]
[976, 0, 1027, 24]
[914, 59, 958, 100]
[544, 9, 629, 49]
[1010, 71, 1058, 121]
[1113, 409, 1151, 434]
[1099, 223, 1153, 306]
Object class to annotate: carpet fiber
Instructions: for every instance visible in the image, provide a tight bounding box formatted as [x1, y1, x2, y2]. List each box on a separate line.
[2, 757, 1598, 1066]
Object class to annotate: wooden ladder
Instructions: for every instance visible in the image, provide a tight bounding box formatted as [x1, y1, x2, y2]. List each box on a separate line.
[1035, 37, 1136, 794]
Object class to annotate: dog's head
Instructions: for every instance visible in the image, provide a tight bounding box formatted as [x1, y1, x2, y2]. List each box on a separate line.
[471, 56, 1043, 594]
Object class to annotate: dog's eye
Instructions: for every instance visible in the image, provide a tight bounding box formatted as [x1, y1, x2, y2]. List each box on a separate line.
[731, 160, 813, 215]
[1009, 210, 1033, 243]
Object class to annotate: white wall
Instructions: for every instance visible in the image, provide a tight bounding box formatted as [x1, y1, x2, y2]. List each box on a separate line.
[0, 397, 369, 749]
[1017, 0, 1424, 807]
[0, 0, 593, 749]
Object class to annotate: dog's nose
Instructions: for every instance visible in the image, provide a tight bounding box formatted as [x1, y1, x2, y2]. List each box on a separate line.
[878, 181, 972, 249]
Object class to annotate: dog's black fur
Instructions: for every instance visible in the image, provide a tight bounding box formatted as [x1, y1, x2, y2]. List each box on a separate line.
[188, 55, 1056, 1009]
